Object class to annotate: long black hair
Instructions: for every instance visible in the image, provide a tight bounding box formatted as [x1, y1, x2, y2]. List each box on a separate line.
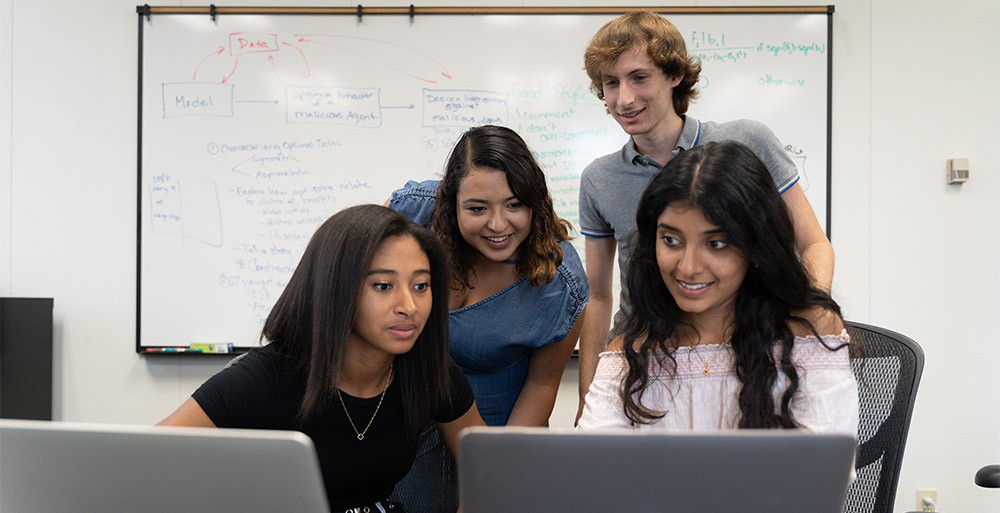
[432, 125, 572, 289]
[262, 204, 451, 438]
[621, 141, 843, 428]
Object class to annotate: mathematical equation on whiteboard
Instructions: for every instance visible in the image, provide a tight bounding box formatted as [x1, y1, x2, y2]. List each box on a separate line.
[142, 23, 826, 331]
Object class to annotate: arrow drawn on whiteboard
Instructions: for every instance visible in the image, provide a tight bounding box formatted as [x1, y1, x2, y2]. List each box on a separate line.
[231, 157, 256, 178]
[194, 46, 226, 80]
[294, 34, 452, 84]
[280, 41, 312, 78]
[267, 55, 292, 86]
[222, 58, 239, 83]
[237, 99, 279, 104]
[382, 104, 415, 110]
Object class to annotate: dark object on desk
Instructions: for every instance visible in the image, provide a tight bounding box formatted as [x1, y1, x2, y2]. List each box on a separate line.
[976, 464, 1000, 488]
[0, 297, 54, 420]
[843, 321, 924, 513]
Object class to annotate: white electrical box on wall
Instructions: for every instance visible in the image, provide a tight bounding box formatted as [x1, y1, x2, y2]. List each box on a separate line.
[947, 158, 969, 184]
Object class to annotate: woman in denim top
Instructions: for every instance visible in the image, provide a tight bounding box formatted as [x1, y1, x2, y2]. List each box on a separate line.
[387, 125, 589, 512]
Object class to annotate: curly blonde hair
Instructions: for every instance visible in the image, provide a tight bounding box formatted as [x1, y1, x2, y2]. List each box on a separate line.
[584, 11, 702, 115]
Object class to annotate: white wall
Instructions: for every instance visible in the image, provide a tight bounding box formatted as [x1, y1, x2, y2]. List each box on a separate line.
[3, 1, 998, 512]
[867, 3, 1000, 512]
[1, 0, 12, 294]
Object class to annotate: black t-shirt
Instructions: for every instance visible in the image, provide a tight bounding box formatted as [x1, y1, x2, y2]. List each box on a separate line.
[192, 347, 474, 510]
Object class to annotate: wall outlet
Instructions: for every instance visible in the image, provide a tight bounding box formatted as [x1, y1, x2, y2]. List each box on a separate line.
[916, 489, 937, 512]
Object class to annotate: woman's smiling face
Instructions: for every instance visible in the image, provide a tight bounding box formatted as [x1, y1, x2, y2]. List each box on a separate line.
[656, 201, 748, 326]
[455, 167, 532, 263]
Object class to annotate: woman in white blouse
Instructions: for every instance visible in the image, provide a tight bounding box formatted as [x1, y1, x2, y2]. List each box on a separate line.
[578, 141, 858, 434]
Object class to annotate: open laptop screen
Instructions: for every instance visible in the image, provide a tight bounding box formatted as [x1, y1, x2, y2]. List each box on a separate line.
[1, 419, 330, 513]
[459, 427, 855, 513]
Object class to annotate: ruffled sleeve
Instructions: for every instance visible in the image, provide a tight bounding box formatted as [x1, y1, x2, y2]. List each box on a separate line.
[577, 351, 632, 430]
[387, 179, 439, 228]
[548, 240, 589, 342]
[786, 330, 859, 436]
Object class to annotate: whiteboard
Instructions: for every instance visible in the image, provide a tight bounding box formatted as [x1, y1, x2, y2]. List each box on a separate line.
[137, 8, 832, 351]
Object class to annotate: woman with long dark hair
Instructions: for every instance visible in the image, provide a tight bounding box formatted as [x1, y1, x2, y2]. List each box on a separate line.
[579, 141, 857, 433]
[160, 205, 483, 512]
[387, 125, 588, 511]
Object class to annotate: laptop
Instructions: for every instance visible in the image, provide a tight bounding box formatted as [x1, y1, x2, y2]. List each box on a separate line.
[459, 427, 856, 513]
[0, 419, 330, 513]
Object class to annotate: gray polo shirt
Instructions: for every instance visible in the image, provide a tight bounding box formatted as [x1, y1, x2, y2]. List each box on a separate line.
[578, 115, 800, 337]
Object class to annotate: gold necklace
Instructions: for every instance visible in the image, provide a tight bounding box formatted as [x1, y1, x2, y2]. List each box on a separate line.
[338, 364, 392, 441]
[692, 337, 732, 376]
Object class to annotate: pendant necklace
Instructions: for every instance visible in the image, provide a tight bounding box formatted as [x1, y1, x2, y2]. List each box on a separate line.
[338, 363, 392, 441]
[692, 337, 732, 376]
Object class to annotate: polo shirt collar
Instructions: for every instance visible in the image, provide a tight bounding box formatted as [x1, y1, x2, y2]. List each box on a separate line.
[623, 137, 645, 164]
[625, 115, 703, 166]
[675, 115, 702, 151]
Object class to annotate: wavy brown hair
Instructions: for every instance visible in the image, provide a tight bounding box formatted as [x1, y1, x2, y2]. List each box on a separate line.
[584, 11, 702, 116]
[431, 125, 572, 290]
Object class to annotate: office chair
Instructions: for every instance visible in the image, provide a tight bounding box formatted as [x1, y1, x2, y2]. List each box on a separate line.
[842, 321, 924, 513]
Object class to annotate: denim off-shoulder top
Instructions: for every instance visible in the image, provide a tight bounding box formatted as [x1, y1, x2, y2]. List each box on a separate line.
[389, 179, 589, 425]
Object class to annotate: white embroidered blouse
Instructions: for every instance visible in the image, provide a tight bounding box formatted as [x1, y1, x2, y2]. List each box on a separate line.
[578, 330, 859, 436]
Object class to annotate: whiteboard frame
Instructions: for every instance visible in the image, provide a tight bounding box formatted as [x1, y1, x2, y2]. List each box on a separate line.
[135, 5, 834, 354]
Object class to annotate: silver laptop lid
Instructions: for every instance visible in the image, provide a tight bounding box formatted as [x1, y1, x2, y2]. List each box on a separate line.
[1, 419, 329, 513]
[459, 427, 855, 513]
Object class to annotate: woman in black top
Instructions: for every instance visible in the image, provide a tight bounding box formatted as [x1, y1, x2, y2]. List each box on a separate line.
[160, 204, 484, 512]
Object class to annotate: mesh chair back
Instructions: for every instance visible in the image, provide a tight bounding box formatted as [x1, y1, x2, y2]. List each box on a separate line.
[842, 321, 924, 513]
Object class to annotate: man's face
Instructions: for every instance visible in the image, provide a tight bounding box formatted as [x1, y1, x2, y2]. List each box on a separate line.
[600, 43, 682, 141]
